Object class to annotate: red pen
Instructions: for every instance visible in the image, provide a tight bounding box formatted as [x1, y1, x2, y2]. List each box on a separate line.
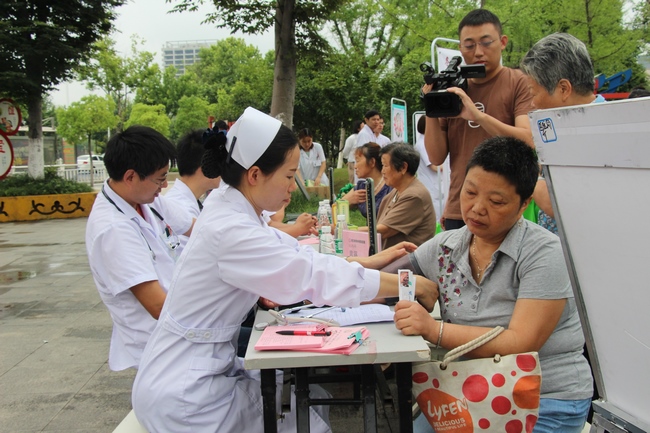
[276, 330, 331, 336]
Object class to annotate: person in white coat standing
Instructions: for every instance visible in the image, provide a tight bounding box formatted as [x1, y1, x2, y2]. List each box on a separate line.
[132, 107, 438, 433]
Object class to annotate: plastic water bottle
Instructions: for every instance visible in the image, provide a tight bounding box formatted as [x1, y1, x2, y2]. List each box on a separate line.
[319, 226, 335, 255]
[324, 200, 333, 226]
[335, 214, 347, 257]
[316, 201, 328, 235]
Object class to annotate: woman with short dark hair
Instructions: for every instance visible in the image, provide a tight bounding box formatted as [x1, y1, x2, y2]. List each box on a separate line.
[369, 143, 436, 249]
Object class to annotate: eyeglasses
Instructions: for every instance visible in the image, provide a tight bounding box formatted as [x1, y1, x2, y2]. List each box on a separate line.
[460, 39, 496, 52]
[147, 176, 168, 188]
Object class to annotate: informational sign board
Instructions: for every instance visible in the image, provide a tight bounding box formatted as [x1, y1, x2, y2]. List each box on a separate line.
[0, 131, 14, 179]
[0, 98, 22, 136]
[390, 98, 407, 143]
[530, 98, 650, 433]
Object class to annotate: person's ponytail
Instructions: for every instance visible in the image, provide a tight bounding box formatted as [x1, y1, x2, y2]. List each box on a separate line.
[201, 131, 228, 179]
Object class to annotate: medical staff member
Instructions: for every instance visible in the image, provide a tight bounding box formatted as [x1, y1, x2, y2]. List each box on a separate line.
[85, 126, 194, 371]
[132, 107, 438, 432]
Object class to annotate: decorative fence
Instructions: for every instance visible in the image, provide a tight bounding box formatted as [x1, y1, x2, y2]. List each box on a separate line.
[9, 164, 109, 186]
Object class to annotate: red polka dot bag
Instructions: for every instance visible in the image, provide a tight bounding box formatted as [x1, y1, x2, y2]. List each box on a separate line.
[412, 327, 541, 433]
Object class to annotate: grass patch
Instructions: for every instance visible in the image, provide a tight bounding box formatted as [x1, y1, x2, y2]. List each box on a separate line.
[286, 167, 367, 228]
[0, 168, 93, 197]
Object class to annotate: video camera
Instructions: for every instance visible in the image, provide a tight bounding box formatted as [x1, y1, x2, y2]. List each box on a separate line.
[420, 56, 486, 118]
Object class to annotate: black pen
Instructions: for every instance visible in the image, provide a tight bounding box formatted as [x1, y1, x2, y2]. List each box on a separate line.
[276, 330, 331, 336]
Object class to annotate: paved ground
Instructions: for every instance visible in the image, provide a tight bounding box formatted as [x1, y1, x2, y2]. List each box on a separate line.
[0, 216, 406, 433]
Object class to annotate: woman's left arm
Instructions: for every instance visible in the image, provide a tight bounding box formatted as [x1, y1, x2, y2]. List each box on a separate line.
[395, 298, 566, 358]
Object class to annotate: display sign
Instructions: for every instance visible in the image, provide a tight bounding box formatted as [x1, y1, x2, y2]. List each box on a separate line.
[0, 98, 22, 136]
[390, 98, 407, 142]
[0, 131, 14, 179]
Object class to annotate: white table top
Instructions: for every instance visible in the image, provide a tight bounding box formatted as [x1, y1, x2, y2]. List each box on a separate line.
[244, 309, 431, 370]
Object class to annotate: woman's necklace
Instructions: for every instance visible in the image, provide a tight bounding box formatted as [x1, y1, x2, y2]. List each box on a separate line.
[471, 236, 490, 283]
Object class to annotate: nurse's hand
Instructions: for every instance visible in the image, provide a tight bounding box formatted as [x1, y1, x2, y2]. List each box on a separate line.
[413, 275, 439, 313]
[257, 297, 281, 310]
[349, 241, 417, 269]
[294, 213, 318, 236]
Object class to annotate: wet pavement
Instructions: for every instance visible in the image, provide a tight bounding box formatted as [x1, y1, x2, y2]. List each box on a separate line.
[0, 217, 406, 433]
[0, 218, 136, 433]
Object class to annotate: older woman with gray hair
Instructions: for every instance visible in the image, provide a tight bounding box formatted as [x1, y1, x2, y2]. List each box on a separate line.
[371, 142, 436, 249]
[519, 33, 605, 233]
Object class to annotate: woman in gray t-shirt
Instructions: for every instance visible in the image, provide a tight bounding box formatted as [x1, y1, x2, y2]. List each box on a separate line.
[396, 137, 593, 433]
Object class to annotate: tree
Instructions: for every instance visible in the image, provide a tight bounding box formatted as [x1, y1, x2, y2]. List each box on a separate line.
[135, 65, 201, 118]
[172, 96, 213, 139]
[78, 37, 159, 131]
[125, 103, 172, 137]
[56, 95, 118, 184]
[192, 37, 274, 109]
[171, 0, 345, 127]
[0, 0, 124, 178]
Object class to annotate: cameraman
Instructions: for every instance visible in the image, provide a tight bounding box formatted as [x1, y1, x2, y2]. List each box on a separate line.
[423, 9, 533, 230]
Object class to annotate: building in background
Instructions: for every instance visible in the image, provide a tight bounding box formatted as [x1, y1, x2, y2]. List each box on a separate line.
[162, 40, 217, 76]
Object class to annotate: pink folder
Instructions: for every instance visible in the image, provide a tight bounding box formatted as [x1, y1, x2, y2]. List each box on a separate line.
[254, 325, 369, 355]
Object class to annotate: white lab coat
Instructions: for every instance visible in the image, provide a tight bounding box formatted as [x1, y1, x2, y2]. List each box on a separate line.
[164, 177, 201, 253]
[86, 180, 192, 371]
[132, 186, 381, 432]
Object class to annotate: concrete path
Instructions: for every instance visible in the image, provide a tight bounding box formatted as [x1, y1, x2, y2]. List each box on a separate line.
[0, 219, 135, 433]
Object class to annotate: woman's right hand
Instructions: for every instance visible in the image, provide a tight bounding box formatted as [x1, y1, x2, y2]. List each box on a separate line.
[343, 189, 366, 205]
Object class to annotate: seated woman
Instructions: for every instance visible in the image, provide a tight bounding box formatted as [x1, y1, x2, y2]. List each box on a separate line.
[132, 107, 438, 433]
[365, 142, 436, 250]
[341, 142, 392, 219]
[394, 136, 593, 433]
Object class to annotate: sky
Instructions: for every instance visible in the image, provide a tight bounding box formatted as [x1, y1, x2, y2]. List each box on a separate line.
[50, 0, 274, 107]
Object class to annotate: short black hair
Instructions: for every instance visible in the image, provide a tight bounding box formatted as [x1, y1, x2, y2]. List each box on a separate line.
[417, 115, 426, 135]
[297, 128, 312, 139]
[104, 125, 176, 181]
[380, 142, 420, 176]
[176, 129, 206, 177]
[458, 9, 502, 35]
[466, 136, 538, 204]
[628, 87, 650, 99]
[354, 142, 383, 171]
[364, 110, 380, 120]
[214, 120, 228, 131]
[201, 125, 298, 188]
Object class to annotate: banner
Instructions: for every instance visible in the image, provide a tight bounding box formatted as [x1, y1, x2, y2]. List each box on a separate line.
[390, 98, 408, 142]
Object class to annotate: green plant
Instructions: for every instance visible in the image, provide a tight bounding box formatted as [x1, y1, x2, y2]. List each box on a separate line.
[0, 168, 93, 197]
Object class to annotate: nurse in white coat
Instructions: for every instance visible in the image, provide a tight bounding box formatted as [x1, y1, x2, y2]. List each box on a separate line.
[132, 107, 438, 433]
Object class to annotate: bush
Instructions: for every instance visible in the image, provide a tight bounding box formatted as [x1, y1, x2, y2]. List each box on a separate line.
[0, 168, 93, 197]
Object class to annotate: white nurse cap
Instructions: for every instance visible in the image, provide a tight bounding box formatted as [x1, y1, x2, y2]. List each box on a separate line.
[226, 107, 282, 169]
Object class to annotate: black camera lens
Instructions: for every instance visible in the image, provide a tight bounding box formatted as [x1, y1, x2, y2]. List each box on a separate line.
[437, 94, 452, 108]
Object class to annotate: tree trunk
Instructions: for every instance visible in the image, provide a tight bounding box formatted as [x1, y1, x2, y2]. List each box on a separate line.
[27, 95, 44, 179]
[270, 0, 297, 128]
[336, 124, 346, 168]
[88, 133, 95, 186]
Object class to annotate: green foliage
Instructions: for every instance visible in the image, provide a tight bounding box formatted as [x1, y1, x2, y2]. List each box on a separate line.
[125, 103, 171, 136]
[56, 95, 118, 146]
[0, 1, 124, 102]
[0, 169, 93, 197]
[192, 37, 273, 115]
[172, 96, 212, 140]
[78, 37, 159, 130]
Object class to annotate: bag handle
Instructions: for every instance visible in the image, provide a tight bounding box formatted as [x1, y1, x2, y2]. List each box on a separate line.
[440, 326, 505, 368]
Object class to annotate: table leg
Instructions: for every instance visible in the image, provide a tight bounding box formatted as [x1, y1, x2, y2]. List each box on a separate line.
[396, 362, 413, 433]
[295, 368, 311, 433]
[261, 369, 278, 433]
[361, 364, 377, 432]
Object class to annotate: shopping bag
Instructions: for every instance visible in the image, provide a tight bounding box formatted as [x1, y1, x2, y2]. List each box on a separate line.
[412, 327, 541, 433]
